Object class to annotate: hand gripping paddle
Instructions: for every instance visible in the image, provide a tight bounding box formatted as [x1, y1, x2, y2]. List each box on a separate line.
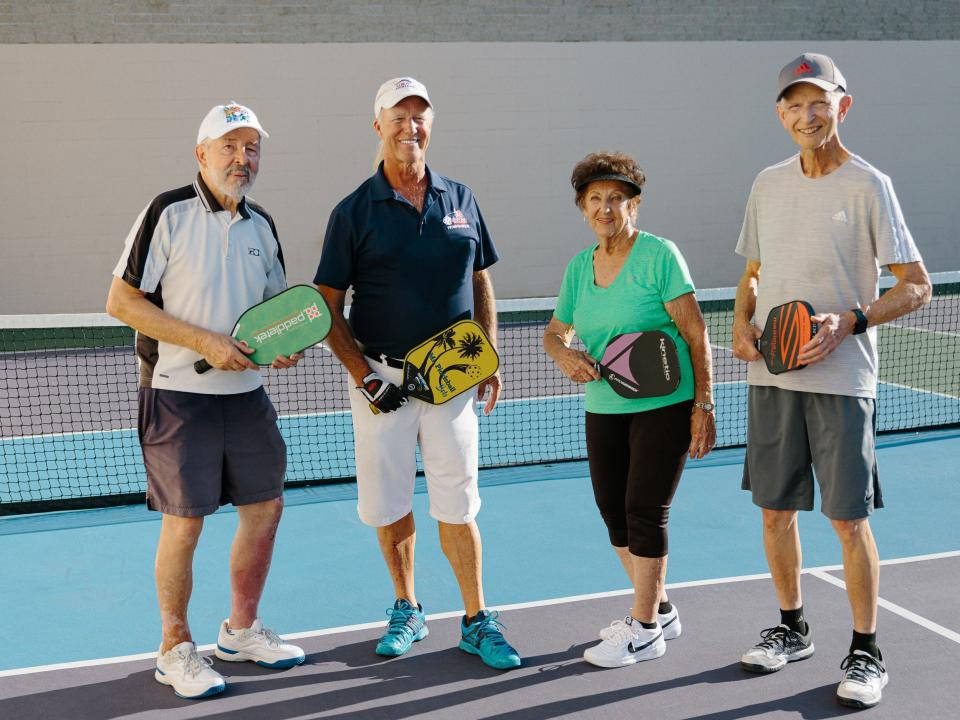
[369, 319, 500, 414]
[194, 285, 332, 374]
[595, 331, 681, 399]
[756, 300, 820, 375]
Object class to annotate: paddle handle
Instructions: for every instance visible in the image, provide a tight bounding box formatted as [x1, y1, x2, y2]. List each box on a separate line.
[194, 359, 213, 374]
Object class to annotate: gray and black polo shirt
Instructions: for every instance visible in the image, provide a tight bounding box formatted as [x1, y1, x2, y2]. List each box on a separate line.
[113, 173, 286, 394]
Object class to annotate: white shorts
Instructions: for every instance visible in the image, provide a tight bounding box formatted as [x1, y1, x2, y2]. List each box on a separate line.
[348, 357, 481, 527]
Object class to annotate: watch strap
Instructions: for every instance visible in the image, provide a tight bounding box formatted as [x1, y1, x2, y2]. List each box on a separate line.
[851, 308, 868, 335]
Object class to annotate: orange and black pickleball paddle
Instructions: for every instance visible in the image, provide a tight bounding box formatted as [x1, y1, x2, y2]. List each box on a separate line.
[756, 300, 820, 374]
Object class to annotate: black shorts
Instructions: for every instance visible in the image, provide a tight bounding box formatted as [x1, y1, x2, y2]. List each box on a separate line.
[585, 400, 692, 557]
[138, 387, 286, 517]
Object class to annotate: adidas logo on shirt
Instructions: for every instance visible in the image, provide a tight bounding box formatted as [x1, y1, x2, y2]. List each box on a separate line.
[832, 209, 848, 223]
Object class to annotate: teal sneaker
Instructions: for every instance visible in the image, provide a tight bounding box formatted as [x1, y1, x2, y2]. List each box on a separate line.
[375, 599, 428, 656]
[459, 610, 521, 670]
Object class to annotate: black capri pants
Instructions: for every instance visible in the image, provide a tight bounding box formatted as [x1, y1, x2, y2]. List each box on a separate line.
[585, 400, 692, 558]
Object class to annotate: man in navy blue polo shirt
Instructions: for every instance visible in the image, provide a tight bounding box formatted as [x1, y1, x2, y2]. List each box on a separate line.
[314, 77, 520, 670]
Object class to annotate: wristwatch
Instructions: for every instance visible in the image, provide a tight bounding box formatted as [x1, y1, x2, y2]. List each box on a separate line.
[693, 401, 715, 413]
[850, 308, 868, 335]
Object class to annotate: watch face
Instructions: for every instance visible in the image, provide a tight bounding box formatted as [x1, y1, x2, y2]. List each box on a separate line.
[697, 402, 715, 412]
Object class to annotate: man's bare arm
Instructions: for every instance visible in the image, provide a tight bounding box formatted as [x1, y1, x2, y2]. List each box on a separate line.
[315, 285, 373, 385]
[799, 261, 932, 365]
[472, 269, 500, 414]
[731, 259, 763, 362]
[106, 276, 255, 371]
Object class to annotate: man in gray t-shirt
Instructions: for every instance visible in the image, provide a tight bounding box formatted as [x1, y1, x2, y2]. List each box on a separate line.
[731, 54, 931, 710]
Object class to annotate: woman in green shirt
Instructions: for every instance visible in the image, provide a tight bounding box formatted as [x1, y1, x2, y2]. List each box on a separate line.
[544, 151, 716, 669]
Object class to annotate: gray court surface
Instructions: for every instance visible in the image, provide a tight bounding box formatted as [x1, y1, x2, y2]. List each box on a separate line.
[2, 558, 958, 720]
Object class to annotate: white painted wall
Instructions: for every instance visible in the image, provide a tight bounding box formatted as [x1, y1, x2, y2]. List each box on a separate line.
[1, 41, 957, 313]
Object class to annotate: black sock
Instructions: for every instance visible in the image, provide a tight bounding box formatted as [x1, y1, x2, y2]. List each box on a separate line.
[780, 607, 807, 635]
[658, 601, 673, 615]
[465, 610, 489, 625]
[638, 620, 658, 629]
[850, 631, 880, 659]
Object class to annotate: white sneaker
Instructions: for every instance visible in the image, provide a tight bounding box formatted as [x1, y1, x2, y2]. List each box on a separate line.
[837, 650, 888, 708]
[659, 605, 682, 640]
[596, 607, 681, 641]
[155, 641, 226, 699]
[215, 618, 306, 669]
[585, 616, 665, 668]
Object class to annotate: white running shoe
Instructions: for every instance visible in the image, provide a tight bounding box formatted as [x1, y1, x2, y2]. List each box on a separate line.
[155, 641, 226, 699]
[837, 650, 888, 708]
[215, 618, 306, 669]
[585, 616, 665, 668]
[740, 624, 814, 673]
[659, 605, 682, 640]
[597, 607, 681, 641]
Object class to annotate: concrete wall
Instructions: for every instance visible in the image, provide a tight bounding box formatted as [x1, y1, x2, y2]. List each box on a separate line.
[2, 1, 958, 43]
[2, 40, 958, 313]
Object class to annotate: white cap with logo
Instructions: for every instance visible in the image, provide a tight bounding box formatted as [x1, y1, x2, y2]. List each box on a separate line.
[374, 77, 432, 118]
[196, 102, 269, 144]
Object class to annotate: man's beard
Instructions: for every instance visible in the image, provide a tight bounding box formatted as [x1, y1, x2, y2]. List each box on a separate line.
[213, 167, 257, 202]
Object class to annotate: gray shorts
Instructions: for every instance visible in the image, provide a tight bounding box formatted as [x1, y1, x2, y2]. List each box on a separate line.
[742, 385, 882, 520]
[138, 387, 286, 517]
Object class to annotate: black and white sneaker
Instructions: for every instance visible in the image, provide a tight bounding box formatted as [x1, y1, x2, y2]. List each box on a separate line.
[740, 624, 814, 673]
[837, 650, 888, 708]
[584, 616, 665, 668]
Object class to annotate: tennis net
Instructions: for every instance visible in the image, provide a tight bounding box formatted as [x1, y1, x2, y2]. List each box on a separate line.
[2, 273, 958, 514]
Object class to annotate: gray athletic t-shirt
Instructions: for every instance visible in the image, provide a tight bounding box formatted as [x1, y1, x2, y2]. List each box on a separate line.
[736, 154, 922, 398]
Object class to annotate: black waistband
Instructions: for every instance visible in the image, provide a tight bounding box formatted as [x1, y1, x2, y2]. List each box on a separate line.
[362, 348, 404, 369]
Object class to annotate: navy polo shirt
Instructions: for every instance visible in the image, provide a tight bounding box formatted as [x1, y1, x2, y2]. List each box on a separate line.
[314, 164, 498, 357]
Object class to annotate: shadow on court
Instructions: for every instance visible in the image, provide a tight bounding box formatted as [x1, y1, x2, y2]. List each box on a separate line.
[2, 560, 958, 720]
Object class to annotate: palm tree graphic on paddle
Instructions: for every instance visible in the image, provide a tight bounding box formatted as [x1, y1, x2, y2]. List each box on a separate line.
[416, 329, 486, 398]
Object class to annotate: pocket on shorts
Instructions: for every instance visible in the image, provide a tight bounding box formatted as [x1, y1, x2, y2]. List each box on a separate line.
[251, 386, 280, 425]
[137, 388, 157, 443]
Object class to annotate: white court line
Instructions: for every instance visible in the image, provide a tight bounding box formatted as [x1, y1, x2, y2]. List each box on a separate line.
[884, 323, 960, 340]
[3, 550, 957, 678]
[879, 379, 960, 402]
[808, 568, 960, 646]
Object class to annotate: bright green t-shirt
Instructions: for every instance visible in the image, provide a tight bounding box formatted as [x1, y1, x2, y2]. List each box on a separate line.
[554, 231, 696, 414]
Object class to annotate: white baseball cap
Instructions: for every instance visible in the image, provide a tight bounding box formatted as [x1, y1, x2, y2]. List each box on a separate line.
[196, 102, 269, 144]
[373, 77, 432, 118]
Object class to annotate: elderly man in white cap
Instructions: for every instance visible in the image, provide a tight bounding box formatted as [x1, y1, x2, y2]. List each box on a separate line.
[731, 54, 930, 708]
[106, 102, 306, 699]
[314, 77, 521, 670]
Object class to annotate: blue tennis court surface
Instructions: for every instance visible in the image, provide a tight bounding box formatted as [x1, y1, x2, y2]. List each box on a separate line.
[1, 292, 958, 717]
[4, 381, 959, 503]
[1, 428, 958, 673]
